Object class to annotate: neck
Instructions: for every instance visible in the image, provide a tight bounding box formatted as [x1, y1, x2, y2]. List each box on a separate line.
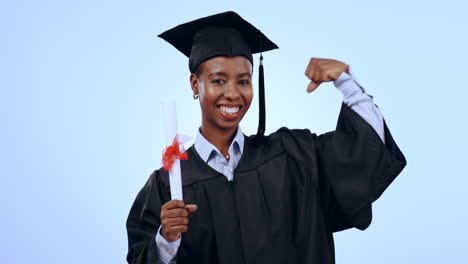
[200, 123, 237, 156]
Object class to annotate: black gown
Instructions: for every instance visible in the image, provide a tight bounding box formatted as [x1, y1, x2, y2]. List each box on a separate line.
[126, 103, 406, 264]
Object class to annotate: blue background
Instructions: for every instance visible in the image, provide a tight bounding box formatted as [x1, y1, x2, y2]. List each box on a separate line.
[2, 0, 467, 263]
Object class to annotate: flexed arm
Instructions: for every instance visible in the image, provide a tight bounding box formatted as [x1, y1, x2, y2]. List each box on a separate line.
[304, 58, 385, 143]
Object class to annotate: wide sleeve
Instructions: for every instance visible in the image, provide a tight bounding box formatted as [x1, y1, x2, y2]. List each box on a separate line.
[278, 102, 406, 233]
[126, 170, 170, 264]
[317, 103, 406, 232]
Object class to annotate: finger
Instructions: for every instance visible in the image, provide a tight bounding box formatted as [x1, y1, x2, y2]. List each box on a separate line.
[185, 204, 198, 213]
[305, 57, 317, 79]
[307, 81, 321, 93]
[165, 225, 189, 234]
[162, 217, 189, 227]
[306, 58, 319, 80]
[319, 70, 333, 83]
[312, 64, 322, 83]
[161, 208, 188, 219]
[162, 200, 186, 210]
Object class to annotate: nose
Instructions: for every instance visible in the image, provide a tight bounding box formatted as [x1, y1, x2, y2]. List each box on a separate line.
[223, 82, 241, 100]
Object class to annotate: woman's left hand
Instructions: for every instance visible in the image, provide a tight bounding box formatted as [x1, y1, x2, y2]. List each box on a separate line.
[305, 58, 349, 93]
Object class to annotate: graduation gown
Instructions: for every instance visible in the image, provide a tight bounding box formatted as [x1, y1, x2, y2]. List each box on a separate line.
[126, 103, 406, 264]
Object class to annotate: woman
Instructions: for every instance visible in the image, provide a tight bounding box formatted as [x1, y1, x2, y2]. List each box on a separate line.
[126, 11, 406, 264]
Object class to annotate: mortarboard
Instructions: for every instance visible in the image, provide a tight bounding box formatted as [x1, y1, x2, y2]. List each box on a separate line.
[158, 11, 278, 136]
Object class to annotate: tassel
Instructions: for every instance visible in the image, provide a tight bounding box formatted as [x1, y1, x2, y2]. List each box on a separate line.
[256, 54, 266, 136]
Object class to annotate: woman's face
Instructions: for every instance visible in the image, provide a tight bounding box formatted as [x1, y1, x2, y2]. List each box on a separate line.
[191, 56, 253, 134]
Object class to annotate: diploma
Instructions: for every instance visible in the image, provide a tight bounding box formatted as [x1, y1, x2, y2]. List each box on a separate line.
[161, 100, 184, 201]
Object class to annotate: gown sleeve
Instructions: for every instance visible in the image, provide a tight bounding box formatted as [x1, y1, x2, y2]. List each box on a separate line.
[279, 103, 406, 233]
[126, 170, 171, 263]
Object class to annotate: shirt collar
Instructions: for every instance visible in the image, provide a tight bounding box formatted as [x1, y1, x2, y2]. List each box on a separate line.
[194, 126, 245, 163]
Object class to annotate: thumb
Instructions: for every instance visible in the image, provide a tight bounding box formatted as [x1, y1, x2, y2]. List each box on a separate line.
[185, 204, 198, 214]
[307, 81, 321, 93]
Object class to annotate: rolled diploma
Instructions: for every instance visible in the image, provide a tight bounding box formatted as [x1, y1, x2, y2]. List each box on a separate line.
[161, 100, 183, 201]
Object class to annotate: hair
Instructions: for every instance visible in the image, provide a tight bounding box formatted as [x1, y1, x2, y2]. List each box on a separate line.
[191, 64, 202, 77]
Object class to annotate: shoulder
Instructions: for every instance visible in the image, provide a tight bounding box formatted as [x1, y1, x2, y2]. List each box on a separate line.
[261, 127, 319, 152]
[246, 127, 318, 145]
[275, 127, 318, 142]
[243, 127, 320, 153]
[236, 127, 319, 170]
[139, 169, 170, 195]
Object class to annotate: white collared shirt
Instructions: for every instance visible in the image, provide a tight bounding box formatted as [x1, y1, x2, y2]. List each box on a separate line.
[194, 125, 245, 181]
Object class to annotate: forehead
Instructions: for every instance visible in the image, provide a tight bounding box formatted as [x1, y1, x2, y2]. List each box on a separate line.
[199, 56, 253, 75]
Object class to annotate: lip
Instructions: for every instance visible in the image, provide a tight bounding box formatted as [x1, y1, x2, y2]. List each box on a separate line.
[216, 104, 242, 121]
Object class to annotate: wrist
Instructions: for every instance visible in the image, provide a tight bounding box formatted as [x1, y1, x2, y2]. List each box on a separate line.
[161, 228, 180, 242]
[344, 63, 350, 75]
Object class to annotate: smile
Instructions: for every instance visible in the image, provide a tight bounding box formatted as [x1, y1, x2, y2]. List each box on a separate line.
[217, 105, 242, 121]
[219, 106, 240, 114]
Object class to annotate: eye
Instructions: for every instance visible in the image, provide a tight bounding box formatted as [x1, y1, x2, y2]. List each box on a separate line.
[239, 79, 251, 85]
[212, 79, 225, 85]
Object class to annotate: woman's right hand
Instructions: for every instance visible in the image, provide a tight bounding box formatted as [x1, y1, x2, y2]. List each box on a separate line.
[160, 200, 198, 242]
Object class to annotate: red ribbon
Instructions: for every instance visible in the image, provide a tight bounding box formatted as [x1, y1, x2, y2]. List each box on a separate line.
[162, 135, 188, 171]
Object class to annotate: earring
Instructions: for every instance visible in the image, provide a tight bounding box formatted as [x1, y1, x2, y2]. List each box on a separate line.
[193, 94, 199, 99]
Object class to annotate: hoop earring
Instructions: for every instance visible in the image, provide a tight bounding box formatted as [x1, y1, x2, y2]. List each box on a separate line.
[193, 94, 199, 99]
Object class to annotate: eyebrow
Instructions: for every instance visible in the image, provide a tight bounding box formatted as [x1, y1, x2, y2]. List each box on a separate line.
[207, 72, 252, 78]
[237, 72, 252, 78]
[208, 72, 228, 78]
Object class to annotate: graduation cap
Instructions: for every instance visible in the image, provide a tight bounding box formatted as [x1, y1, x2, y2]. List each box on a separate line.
[158, 11, 278, 136]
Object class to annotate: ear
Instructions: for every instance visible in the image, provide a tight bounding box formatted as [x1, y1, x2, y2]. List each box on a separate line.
[190, 73, 199, 95]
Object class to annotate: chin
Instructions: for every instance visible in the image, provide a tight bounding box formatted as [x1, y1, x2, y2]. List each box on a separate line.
[217, 120, 241, 131]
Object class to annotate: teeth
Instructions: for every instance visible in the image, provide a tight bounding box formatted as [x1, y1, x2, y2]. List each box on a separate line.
[219, 106, 240, 114]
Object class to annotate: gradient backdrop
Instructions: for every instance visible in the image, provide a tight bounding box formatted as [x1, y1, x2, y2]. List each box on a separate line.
[2, 0, 467, 263]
